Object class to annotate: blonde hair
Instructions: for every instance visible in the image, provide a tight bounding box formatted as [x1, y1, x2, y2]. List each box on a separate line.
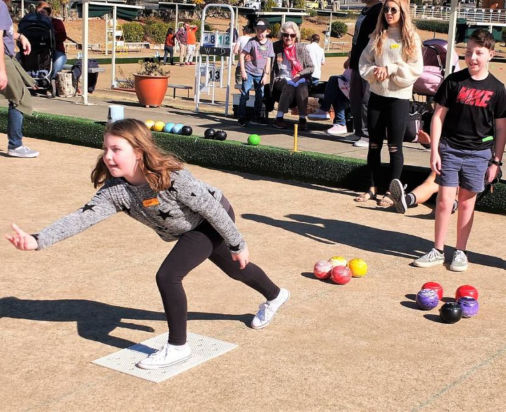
[91, 119, 184, 192]
[280, 21, 300, 42]
[371, 0, 419, 61]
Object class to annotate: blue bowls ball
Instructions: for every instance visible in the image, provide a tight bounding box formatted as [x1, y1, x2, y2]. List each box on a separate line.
[164, 122, 175, 133]
[173, 123, 184, 134]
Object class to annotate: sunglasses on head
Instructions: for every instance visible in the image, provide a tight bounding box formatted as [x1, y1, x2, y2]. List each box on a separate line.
[383, 6, 398, 14]
[43, 7, 51, 13]
[282, 33, 296, 39]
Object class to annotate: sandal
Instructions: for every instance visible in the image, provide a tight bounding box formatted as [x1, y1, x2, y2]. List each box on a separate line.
[354, 190, 377, 203]
[377, 193, 394, 207]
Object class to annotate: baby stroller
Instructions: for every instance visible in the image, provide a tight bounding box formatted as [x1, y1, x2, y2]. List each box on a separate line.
[17, 12, 56, 96]
[405, 39, 460, 147]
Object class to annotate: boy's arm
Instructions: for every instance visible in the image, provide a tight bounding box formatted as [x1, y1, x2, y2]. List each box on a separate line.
[430, 103, 448, 175]
[262, 57, 271, 85]
[487, 117, 506, 183]
[240, 51, 247, 79]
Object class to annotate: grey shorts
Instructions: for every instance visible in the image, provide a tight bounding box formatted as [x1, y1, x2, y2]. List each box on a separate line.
[435, 140, 491, 193]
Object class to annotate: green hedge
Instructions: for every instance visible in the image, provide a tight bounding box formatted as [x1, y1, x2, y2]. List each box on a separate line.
[122, 22, 145, 43]
[414, 19, 448, 34]
[0, 108, 504, 214]
[331, 21, 348, 37]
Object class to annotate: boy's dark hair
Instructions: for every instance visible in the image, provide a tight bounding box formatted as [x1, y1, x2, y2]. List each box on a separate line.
[469, 29, 495, 50]
[311, 34, 320, 43]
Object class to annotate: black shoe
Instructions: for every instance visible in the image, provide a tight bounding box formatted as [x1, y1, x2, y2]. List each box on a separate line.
[273, 118, 288, 129]
[238, 118, 249, 127]
[298, 118, 307, 131]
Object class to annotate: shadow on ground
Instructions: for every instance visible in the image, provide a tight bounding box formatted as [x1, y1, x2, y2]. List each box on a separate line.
[242, 213, 505, 269]
[0, 297, 252, 348]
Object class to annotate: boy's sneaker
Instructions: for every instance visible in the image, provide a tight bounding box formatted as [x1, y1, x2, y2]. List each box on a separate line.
[308, 108, 330, 120]
[7, 145, 39, 158]
[412, 248, 445, 268]
[238, 118, 249, 127]
[353, 137, 369, 147]
[389, 179, 408, 214]
[137, 343, 191, 370]
[450, 250, 468, 272]
[326, 124, 347, 136]
[251, 288, 290, 329]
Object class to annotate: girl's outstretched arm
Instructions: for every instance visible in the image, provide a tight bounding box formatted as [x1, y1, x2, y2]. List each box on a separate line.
[5, 223, 38, 251]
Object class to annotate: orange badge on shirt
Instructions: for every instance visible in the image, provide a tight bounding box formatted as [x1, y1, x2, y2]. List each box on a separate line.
[143, 197, 160, 208]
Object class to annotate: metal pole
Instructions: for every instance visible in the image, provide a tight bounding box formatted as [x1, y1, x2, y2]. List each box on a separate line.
[445, 0, 459, 78]
[105, 14, 108, 56]
[82, 0, 89, 105]
[112, 6, 117, 87]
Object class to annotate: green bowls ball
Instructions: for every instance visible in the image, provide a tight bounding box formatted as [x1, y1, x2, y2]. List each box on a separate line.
[248, 134, 261, 146]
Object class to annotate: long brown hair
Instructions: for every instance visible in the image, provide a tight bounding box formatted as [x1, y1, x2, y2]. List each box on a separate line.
[371, 0, 418, 61]
[91, 119, 183, 191]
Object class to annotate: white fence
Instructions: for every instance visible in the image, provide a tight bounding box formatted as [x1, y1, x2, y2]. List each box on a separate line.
[411, 5, 506, 24]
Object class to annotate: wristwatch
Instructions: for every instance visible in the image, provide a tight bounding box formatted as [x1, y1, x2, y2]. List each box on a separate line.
[489, 159, 503, 166]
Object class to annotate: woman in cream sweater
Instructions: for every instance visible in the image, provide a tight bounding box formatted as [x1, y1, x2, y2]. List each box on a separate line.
[356, 0, 423, 206]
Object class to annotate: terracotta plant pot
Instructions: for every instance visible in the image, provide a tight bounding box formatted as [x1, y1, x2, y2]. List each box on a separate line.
[133, 74, 169, 107]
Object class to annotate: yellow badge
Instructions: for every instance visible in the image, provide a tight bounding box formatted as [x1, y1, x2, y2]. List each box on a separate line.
[390, 43, 400, 49]
[142, 197, 160, 208]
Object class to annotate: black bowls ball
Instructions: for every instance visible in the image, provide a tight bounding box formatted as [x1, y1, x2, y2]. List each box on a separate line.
[181, 126, 192, 136]
[215, 130, 227, 141]
[204, 128, 216, 139]
[439, 302, 462, 324]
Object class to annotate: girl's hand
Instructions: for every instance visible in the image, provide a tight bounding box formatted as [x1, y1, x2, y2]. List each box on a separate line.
[430, 152, 442, 175]
[231, 245, 249, 269]
[373, 66, 388, 82]
[5, 223, 38, 251]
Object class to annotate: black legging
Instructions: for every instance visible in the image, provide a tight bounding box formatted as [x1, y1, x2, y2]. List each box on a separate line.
[155, 197, 280, 345]
[367, 93, 410, 188]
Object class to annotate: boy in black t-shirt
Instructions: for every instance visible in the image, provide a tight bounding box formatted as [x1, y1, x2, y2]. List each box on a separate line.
[413, 29, 506, 272]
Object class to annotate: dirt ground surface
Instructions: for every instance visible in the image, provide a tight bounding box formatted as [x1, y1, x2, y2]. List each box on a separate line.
[1, 137, 505, 411]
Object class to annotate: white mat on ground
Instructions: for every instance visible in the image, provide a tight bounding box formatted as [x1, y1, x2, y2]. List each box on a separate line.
[92, 332, 238, 383]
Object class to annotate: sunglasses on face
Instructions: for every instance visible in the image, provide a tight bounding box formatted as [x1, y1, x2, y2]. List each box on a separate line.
[282, 33, 296, 39]
[383, 6, 398, 14]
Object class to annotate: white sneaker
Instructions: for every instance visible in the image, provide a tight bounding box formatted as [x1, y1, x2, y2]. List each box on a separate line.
[251, 288, 290, 330]
[450, 250, 468, 272]
[326, 124, 348, 136]
[412, 248, 445, 268]
[353, 137, 369, 148]
[308, 108, 330, 120]
[136, 342, 191, 370]
[7, 145, 39, 158]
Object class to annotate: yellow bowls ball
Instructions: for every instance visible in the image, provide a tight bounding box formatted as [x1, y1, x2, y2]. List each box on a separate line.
[328, 256, 347, 267]
[145, 119, 155, 130]
[348, 258, 368, 277]
[153, 121, 165, 132]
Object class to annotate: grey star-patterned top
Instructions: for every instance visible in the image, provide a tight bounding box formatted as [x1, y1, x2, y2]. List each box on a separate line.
[35, 169, 245, 253]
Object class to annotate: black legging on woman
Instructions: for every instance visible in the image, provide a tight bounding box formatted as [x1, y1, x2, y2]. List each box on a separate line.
[155, 197, 280, 345]
[367, 93, 410, 187]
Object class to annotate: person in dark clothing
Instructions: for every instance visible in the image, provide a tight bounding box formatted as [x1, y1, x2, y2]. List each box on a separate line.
[344, 0, 383, 148]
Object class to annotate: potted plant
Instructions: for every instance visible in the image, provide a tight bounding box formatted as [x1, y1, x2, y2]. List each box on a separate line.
[133, 59, 170, 107]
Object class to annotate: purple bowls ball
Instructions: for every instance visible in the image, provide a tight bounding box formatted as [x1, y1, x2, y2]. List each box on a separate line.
[457, 296, 479, 318]
[416, 288, 439, 310]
